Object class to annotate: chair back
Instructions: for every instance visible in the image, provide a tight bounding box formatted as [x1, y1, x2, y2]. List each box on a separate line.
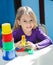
[38, 24, 48, 35]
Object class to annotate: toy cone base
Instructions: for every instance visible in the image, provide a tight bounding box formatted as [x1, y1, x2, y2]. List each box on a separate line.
[3, 55, 16, 61]
[2, 50, 16, 61]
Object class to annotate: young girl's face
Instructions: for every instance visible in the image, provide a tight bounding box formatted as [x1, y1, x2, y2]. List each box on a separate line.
[19, 14, 34, 33]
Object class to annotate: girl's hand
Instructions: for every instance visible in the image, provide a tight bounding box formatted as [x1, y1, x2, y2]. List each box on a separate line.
[25, 41, 37, 50]
[15, 41, 22, 49]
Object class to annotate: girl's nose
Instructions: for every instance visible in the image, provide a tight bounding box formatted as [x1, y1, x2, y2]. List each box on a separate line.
[27, 22, 31, 26]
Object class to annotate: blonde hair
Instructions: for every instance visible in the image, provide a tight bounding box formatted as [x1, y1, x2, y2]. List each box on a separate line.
[13, 6, 38, 31]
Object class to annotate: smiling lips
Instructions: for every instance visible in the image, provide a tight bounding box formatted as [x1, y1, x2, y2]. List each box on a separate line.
[26, 26, 32, 29]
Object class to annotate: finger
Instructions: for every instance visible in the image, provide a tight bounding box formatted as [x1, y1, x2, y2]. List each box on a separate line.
[27, 41, 31, 44]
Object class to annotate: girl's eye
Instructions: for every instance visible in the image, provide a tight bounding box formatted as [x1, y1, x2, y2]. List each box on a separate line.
[30, 20, 32, 21]
[23, 20, 26, 22]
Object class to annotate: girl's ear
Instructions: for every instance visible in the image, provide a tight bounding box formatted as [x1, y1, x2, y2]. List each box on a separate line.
[17, 20, 21, 25]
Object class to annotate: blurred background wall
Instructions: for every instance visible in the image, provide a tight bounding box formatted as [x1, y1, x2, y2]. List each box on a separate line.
[44, 0, 53, 40]
[0, 0, 53, 40]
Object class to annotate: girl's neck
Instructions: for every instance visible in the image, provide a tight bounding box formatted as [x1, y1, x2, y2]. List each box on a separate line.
[25, 31, 32, 36]
[22, 29, 32, 36]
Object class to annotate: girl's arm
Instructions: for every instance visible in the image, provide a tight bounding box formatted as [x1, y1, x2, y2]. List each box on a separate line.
[15, 41, 23, 49]
[35, 27, 52, 49]
[12, 29, 20, 43]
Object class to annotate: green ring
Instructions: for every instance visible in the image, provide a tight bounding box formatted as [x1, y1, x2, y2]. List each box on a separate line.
[2, 41, 15, 51]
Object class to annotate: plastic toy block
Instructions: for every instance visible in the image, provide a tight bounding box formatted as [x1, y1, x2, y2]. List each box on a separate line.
[2, 41, 15, 51]
[25, 49, 34, 54]
[2, 23, 12, 34]
[15, 48, 20, 50]
[2, 33, 13, 42]
[27, 49, 34, 54]
[2, 23, 16, 61]
[3, 50, 16, 61]
[21, 35, 26, 46]
[16, 48, 24, 52]
[24, 49, 30, 52]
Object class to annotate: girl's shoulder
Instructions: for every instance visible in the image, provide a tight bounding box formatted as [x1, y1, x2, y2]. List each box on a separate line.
[33, 27, 44, 35]
[13, 27, 22, 33]
[13, 27, 24, 36]
[33, 27, 39, 31]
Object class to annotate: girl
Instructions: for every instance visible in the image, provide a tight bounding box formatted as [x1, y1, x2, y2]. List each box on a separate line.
[12, 6, 52, 50]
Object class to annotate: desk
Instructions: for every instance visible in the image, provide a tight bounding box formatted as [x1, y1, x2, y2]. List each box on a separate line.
[0, 45, 53, 65]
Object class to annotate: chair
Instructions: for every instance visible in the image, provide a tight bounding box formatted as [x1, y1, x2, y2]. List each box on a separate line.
[38, 24, 48, 35]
